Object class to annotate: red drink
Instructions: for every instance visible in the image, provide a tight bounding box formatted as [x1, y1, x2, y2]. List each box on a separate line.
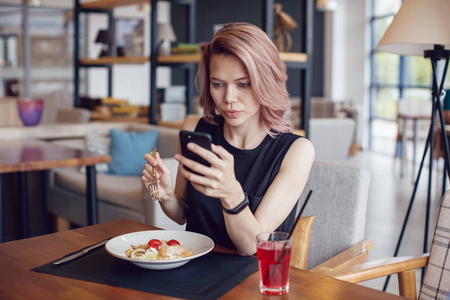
[256, 232, 292, 295]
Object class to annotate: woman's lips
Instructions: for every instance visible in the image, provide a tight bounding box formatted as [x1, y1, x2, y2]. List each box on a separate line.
[224, 110, 240, 118]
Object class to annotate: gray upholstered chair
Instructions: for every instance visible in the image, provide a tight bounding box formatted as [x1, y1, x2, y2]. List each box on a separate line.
[320, 189, 450, 300]
[290, 160, 372, 270]
[309, 118, 356, 161]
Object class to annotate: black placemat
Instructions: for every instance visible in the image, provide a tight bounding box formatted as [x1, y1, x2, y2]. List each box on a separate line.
[31, 247, 258, 300]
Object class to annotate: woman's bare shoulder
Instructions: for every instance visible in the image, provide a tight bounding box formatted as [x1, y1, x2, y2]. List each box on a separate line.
[293, 137, 314, 152]
[285, 137, 315, 165]
[180, 116, 202, 131]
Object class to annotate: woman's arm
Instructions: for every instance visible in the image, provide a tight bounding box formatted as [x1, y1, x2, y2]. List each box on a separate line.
[225, 138, 315, 255]
[141, 116, 201, 225]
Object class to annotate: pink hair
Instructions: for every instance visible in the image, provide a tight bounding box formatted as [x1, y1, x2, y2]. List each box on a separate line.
[196, 22, 291, 137]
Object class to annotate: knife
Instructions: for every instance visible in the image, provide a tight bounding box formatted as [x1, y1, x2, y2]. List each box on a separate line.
[53, 238, 111, 265]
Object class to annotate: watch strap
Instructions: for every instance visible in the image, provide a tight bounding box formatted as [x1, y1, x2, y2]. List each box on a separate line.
[222, 193, 249, 215]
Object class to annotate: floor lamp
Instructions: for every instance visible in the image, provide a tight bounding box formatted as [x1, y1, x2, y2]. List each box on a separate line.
[376, 0, 450, 290]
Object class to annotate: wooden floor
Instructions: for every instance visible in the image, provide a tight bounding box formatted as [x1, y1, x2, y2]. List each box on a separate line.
[350, 124, 444, 295]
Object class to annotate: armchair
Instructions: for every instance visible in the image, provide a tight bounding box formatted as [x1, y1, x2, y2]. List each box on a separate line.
[319, 190, 450, 299]
[289, 160, 372, 270]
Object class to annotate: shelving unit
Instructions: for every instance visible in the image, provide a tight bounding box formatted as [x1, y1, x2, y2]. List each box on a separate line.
[263, 0, 313, 135]
[74, 0, 312, 133]
[0, 4, 73, 100]
[73, 0, 197, 124]
[80, 53, 201, 65]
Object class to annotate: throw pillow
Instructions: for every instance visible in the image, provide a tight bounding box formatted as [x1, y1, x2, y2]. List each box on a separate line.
[82, 131, 111, 174]
[109, 129, 158, 176]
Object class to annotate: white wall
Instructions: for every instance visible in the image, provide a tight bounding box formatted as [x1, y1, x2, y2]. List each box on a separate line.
[324, 0, 371, 148]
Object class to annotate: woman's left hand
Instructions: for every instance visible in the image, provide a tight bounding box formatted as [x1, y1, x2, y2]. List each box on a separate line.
[175, 143, 244, 206]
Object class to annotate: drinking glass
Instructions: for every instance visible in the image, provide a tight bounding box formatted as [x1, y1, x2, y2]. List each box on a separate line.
[256, 231, 292, 295]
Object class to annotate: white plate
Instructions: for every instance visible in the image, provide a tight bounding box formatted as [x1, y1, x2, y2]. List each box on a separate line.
[105, 230, 215, 270]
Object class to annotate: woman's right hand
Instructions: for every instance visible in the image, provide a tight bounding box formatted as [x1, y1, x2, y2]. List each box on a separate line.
[142, 151, 175, 201]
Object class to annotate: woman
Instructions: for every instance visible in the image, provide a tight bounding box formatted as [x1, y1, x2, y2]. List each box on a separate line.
[142, 22, 314, 255]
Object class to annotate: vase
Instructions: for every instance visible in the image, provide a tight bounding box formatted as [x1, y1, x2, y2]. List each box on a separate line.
[17, 98, 44, 126]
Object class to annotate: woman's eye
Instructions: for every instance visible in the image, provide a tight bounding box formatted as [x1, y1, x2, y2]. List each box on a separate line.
[212, 82, 223, 88]
[239, 82, 251, 88]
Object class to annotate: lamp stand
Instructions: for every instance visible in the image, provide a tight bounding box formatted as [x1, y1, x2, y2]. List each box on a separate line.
[98, 45, 109, 57]
[158, 40, 172, 56]
[384, 45, 450, 290]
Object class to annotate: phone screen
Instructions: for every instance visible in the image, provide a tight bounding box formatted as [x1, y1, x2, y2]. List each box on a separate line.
[179, 131, 212, 173]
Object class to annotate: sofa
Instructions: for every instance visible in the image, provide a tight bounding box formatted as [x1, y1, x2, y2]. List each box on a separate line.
[45, 122, 186, 230]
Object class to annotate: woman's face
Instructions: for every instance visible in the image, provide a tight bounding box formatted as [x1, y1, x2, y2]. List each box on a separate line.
[209, 54, 261, 128]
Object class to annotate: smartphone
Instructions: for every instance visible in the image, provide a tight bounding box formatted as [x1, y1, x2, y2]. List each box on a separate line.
[179, 131, 212, 174]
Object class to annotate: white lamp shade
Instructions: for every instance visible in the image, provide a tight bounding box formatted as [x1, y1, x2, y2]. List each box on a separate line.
[157, 23, 177, 43]
[377, 0, 450, 56]
[316, 0, 337, 11]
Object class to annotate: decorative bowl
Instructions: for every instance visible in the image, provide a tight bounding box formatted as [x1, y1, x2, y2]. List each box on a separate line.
[17, 98, 44, 126]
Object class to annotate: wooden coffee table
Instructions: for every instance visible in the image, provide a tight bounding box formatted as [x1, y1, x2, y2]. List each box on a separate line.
[0, 139, 111, 242]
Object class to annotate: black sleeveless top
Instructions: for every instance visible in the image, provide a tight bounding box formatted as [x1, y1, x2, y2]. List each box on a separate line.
[186, 118, 302, 249]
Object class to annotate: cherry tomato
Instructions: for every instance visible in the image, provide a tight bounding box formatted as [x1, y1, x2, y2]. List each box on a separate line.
[167, 239, 180, 246]
[148, 239, 162, 250]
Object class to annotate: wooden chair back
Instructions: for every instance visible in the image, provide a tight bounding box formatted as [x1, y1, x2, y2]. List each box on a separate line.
[319, 190, 450, 299]
[290, 216, 315, 269]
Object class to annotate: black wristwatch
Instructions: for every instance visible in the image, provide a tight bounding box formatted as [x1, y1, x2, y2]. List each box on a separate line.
[222, 193, 249, 215]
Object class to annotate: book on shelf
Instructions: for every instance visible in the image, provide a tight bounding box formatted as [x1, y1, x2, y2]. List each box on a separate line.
[171, 43, 200, 54]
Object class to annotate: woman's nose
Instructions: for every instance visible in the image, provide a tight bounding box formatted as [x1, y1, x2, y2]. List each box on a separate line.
[225, 86, 237, 104]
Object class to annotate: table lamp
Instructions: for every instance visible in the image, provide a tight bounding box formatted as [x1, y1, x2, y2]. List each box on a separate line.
[316, 0, 337, 11]
[157, 22, 176, 56]
[95, 29, 114, 57]
[376, 0, 450, 290]
[377, 0, 450, 56]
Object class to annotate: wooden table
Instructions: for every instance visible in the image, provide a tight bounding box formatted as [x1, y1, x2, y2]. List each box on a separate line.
[0, 219, 405, 299]
[397, 113, 430, 181]
[0, 140, 111, 242]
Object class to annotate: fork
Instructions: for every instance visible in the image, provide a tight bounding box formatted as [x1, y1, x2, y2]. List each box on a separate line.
[147, 147, 159, 201]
